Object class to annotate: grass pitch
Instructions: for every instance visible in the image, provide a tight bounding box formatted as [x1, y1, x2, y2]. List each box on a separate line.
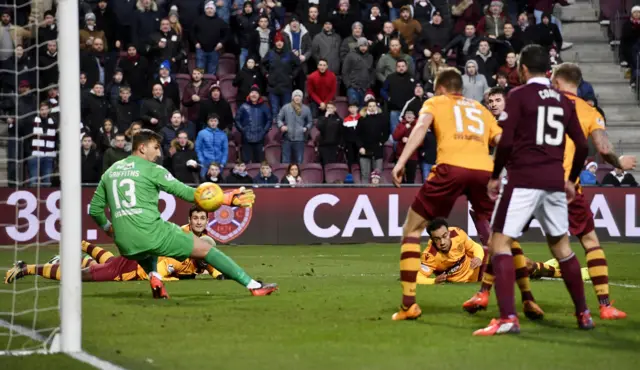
[1, 243, 640, 370]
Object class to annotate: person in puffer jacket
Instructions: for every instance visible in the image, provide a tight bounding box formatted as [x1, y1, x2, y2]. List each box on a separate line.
[234, 85, 272, 163]
[195, 113, 228, 178]
[261, 31, 301, 119]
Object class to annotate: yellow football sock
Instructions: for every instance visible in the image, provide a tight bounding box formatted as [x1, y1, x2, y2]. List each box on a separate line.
[400, 237, 421, 308]
[82, 241, 114, 264]
[512, 241, 535, 302]
[585, 246, 610, 306]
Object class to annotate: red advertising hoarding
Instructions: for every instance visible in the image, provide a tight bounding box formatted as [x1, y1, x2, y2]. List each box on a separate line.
[1, 187, 639, 245]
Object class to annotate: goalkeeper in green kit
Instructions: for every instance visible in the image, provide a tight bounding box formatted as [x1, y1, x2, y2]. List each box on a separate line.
[89, 129, 277, 299]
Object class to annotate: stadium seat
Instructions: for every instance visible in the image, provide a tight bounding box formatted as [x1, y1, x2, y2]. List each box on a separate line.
[217, 56, 237, 77]
[219, 75, 238, 101]
[176, 74, 190, 94]
[596, 164, 614, 183]
[223, 163, 235, 177]
[264, 144, 282, 165]
[300, 163, 323, 184]
[334, 96, 349, 118]
[350, 164, 362, 184]
[383, 142, 395, 164]
[227, 142, 238, 164]
[265, 126, 282, 145]
[229, 100, 237, 116]
[308, 126, 321, 145]
[324, 163, 349, 184]
[381, 163, 395, 184]
[303, 144, 318, 163]
[272, 163, 288, 180]
[204, 74, 217, 86]
[245, 163, 261, 178]
[187, 54, 196, 72]
[230, 127, 242, 146]
[414, 168, 423, 184]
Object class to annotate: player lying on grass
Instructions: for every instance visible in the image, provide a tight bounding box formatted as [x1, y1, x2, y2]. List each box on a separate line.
[88, 129, 276, 298]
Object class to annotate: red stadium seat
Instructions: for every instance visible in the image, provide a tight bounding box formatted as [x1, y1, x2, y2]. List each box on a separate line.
[324, 163, 349, 184]
[264, 144, 282, 165]
[381, 163, 395, 184]
[176, 74, 190, 95]
[217, 56, 237, 77]
[187, 54, 196, 72]
[308, 126, 321, 145]
[245, 163, 261, 178]
[334, 96, 349, 119]
[223, 163, 235, 178]
[303, 144, 318, 163]
[596, 164, 614, 184]
[265, 126, 282, 145]
[230, 127, 242, 146]
[272, 163, 288, 180]
[219, 75, 238, 101]
[350, 164, 362, 184]
[414, 167, 423, 184]
[229, 100, 237, 116]
[300, 163, 323, 184]
[383, 142, 395, 164]
[204, 74, 217, 86]
[227, 142, 238, 164]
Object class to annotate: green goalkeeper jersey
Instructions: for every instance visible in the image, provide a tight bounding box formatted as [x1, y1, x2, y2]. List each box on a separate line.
[90, 156, 195, 255]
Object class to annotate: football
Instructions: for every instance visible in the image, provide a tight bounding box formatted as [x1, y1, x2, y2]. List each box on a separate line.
[194, 182, 225, 212]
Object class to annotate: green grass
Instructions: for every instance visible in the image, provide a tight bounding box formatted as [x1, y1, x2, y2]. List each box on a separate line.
[1, 243, 640, 370]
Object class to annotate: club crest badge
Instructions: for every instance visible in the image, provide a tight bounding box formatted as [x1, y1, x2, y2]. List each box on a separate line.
[206, 205, 252, 243]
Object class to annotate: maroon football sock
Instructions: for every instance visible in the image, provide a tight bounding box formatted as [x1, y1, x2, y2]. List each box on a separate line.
[558, 253, 588, 314]
[492, 254, 517, 319]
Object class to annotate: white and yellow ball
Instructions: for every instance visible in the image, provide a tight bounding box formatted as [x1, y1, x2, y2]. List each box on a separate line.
[194, 182, 225, 212]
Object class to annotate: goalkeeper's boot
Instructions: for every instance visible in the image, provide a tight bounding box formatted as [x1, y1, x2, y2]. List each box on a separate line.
[463, 291, 489, 314]
[577, 310, 595, 330]
[523, 300, 544, 321]
[47, 255, 60, 265]
[473, 317, 520, 336]
[4, 261, 27, 284]
[599, 302, 627, 320]
[149, 274, 169, 299]
[391, 303, 422, 321]
[250, 282, 278, 296]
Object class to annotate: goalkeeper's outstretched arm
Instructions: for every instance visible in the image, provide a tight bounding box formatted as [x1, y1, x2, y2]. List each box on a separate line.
[153, 164, 196, 203]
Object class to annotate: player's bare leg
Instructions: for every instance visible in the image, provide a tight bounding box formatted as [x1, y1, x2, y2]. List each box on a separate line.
[392, 208, 427, 321]
[547, 234, 594, 330]
[579, 231, 626, 319]
[190, 235, 277, 296]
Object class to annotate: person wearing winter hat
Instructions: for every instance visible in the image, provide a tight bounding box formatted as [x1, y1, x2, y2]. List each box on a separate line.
[283, 14, 312, 91]
[150, 60, 180, 109]
[370, 170, 382, 186]
[233, 57, 266, 104]
[579, 161, 598, 186]
[342, 37, 374, 107]
[340, 21, 364, 60]
[80, 12, 107, 51]
[392, 109, 421, 184]
[277, 89, 313, 164]
[234, 85, 272, 163]
[533, 0, 573, 50]
[619, 6, 640, 69]
[476, 0, 507, 38]
[380, 58, 415, 140]
[193, 0, 230, 74]
[356, 99, 387, 183]
[262, 31, 301, 119]
[532, 11, 563, 52]
[198, 82, 233, 132]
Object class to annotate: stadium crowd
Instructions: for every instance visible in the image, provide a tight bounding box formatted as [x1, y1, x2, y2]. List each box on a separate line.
[0, 0, 638, 186]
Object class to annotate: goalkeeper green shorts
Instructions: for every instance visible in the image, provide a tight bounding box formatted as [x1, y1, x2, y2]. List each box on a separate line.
[115, 221, 194, 262]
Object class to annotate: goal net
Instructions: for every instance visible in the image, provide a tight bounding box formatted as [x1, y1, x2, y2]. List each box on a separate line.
[0, 0, 81, 355]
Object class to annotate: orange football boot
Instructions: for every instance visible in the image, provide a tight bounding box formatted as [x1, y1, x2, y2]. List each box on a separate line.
[473, 317, 520, 336]
[463, 291, 489, 314]
[250, 282, 278, 296]
[391, 303, 422, 321]
[599, 302, 626, 320]
[150, 274, 169, 299]
[523, 300, 545, 320]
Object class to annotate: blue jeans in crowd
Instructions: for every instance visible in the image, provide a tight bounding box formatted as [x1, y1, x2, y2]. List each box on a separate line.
[389, 8, 399, 21]
[28, 157, 54, 187]
[269, 91, 292, 120]
[196, 49, 220, 75]
[534, 10, 562, 34]
[421, 162, 434, 182]
[346, 88, 365, 107]
[239, 48, 249, 70]
[389, 110, 401, 140]
[282, 140, 305, 164]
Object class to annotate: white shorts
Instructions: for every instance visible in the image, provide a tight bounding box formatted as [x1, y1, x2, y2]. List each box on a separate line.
[491, 186, 569, 239]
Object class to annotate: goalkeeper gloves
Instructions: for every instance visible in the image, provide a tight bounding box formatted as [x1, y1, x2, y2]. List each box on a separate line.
[222, 187, 256, 208]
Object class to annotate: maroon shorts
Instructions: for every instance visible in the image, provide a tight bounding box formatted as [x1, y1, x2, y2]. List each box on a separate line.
[88, 256, 140, 282]
[411, 164, 494, 221]
[568, 191, 595, 238]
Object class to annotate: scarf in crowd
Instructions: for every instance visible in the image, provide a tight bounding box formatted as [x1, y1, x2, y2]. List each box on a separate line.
[291, 100, 302, 115]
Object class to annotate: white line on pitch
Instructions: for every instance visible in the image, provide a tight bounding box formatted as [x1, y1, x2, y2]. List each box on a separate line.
[540, 277, 640, 288]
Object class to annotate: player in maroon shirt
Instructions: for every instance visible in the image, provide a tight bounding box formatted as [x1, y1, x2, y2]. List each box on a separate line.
[473, 45, 592, 336]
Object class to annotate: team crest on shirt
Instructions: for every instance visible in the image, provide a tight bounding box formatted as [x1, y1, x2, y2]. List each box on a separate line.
[206, 205, 253, 243]
[596, 117, 605, 127]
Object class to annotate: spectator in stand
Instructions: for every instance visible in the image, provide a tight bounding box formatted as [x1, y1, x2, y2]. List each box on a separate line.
[123, 121, 142, 152]
[477, 0, 506, 38]
[400, 82, 427, 119]
[381, 59, 415, 137]
[303, 5, 322, 40]
[578, 79, 597, 107]
[342, 101, 361, 170]
[81, 82, 110, 137]
[202, 162, 225, 184]
[80, 12, 107, 51]
[260, 0, 286, 30]
[196, 113, 228, 177]
[110, 86, 139, 132]
[330, 0, 359, 39]
[95, 0, 118, 51]
[602, 168, 638, 187]
[340, 21, 365, 60]
[280, 163, 303, 186]
[416, 11, 449, 63]
[196, 84, 232, 133]
[413, 0, 437, 26]
[620, 6, 640, 69]
[80, 37, 116, 88]
[81, 135, 102, 184]
[372, 21, 408, 60]
[5, 81, 36, 186]
[254, 161, 279, 184]
[316, 101, 343, 165]
[97, 118, 118, 153]
[235, 85, 272, 163]
[494, 71, 512, 93]
[226, 160, 254, 184]
[451, 0, 481, 35]
[443, 24, 481, 68]
[532, 12, 562, 51]
[497, 22, 524, 60]
[111, 0, 137, 48]
[193, 1, 230, 75]
[118, 44, 149, 102]
[161, 110, 196, 154]
[307, 59, 337, 118]
[283, 16, 312, 90]
[233, 57, 266, 104]
[1, 45, 34, 92]
[80, 72, 89, 95]
[422, 49, 446, 93]
[497, 51, 519, 86]
[0, 11, 31, 65]
[105, 69, 124, 108]
[262, 32, 300, 120]
[39, 40, 59, 90]
[311, 20, 342, 77]
[363, 4, 387, 41]
[277, 90, 313, 164]
[234, 1, 258, 69]
[376, 38, 414, 84]
[473, 39, 499, 86]
[131, 0, 161, 48]
[387, 0, 411, 22]
[36, 11, 58, 55]
[549, 45, 563, 68]
[370, 169, 382, 186]
[356, 99, 388, 183]
[249, 15, 273, 62]
[516, 12, 536, 46]
[343, 38, 374, 107]
[579, 161, 598, 186]
[393, 5, 422, 51]
[140, 83, 175, 131]
[28, 102, 57, 186]
[152, 61, 180, 107]
[103, 132, 129, 170]
[533, 0, 572, 49]
[182, 68, 212, 125]
[148, 18, 187, 74]
[168, 130, 199, 184]
[392, 109, 420, 183]
[462, 59, 489, 102]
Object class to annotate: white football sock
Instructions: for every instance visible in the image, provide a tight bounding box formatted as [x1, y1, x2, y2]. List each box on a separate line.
[246, 280, 261, 289]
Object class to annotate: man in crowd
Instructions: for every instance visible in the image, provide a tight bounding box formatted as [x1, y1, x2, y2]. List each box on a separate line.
[306, 59, 337, 118]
